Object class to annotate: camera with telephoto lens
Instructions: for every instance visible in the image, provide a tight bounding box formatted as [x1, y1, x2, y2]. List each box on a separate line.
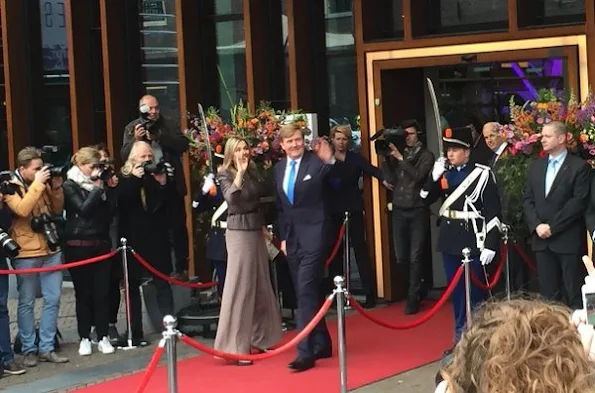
[90, 163, 115, 182]
[43, 163, 67, 179]
[138, 103, 156, 135]
[0, 227, 20, 258]
[0, 170, 18, 195]
[31, 214, 61, 252]
[142, 160, 167, 176]
[370, 126, 408, 157]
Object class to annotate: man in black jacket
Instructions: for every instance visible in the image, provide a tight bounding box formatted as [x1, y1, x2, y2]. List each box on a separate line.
[122, 95, 190, 279]
[382, 119, 434, 314]
[523, 121, 590, 309]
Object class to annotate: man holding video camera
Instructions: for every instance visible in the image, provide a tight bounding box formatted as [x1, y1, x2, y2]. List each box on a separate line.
[4, 147, 68, 366]
[122, 95, 190, 279]
[380, 119, 434, 315]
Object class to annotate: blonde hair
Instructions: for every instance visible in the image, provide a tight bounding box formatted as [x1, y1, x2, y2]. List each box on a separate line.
[442, 299, 595, 393]
[279, 123, 304, 141]
[120, 141, 153, 176]
[218, 137, 256, 178]
[71, 147, 100, 167]
[330, 125, 352, 142]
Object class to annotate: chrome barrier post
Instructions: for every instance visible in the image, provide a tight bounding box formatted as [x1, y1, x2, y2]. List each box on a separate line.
[120, 238, 136, 350]
[334, 276, 348, 393]
[503, 224, 511, 301]
[342, 212, 351, 308]
[163, 315, 179, 393]
[462, 248, 472, 328]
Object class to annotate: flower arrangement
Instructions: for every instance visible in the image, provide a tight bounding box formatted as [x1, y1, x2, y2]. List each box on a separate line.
[495, 88, 595, 236]
[184, 100, 308, 183]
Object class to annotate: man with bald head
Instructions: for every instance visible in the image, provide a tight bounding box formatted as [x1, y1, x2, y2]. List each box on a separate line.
[482, 122, 507, 168]
[122, 95, 190, 280]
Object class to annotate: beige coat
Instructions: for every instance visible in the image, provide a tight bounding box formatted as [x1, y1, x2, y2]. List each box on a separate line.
[4, 177, 64, 258]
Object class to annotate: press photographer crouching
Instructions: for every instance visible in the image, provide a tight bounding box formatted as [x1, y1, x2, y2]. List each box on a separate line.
[4, 147, 68, 366]
[63, 147, 117, 356]
[118, 140, 174, 346]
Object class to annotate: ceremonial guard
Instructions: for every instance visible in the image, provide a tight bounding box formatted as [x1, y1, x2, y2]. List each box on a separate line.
[420, 126, 502, 345]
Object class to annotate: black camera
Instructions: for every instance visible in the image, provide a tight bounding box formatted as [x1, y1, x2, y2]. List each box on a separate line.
[31, 214, 61, 252]
[44, 163, 67, 179]
[138, 104, 156, 132]
[0, 170, 18, 195]
[0, 227, 19, 258]
[143, 160, 167, 175]
[371, 126, 408, 156]
[91, 163, 115, 182]
[41, 146, 67, 178]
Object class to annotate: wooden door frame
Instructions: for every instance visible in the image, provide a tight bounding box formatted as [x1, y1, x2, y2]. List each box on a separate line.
[366, 36, 588, 299]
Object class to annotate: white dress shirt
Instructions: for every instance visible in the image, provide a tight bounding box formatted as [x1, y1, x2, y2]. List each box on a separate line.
[283, 155, 303, 196]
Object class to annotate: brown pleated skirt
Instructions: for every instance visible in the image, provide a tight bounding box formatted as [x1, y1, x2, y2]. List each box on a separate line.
[214, 229, 283, 354]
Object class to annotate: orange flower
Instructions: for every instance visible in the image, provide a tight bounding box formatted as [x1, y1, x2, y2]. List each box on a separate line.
[580, 133, 588, 143]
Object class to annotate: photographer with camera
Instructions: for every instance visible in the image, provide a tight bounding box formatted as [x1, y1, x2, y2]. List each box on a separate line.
[117, 140, 175, 346]
[122, 95, 190, 281]
[4, 147, 68, 366]
[62, 147, 117, 356]
[379, 120, 434, 315]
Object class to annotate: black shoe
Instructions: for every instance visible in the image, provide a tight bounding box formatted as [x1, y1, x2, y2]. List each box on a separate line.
[404, 297, 420, 315]
[287, 357, 315, 372]
[313, 348, 332, 360]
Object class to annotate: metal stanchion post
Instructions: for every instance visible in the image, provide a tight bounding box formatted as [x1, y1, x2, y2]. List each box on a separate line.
[343, 212, 351, 308]
[334, 276, 348, 393]
[503, 224, 511, 301]
[120, 238, 136, 350]
[163, 315, 179, 393]
[462, 248, 472, 328]
[267, 224, 286, 331]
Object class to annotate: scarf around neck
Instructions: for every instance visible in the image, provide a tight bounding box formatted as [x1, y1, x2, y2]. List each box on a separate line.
[67, 165, 104, 198]
[404, 141, 423, 162]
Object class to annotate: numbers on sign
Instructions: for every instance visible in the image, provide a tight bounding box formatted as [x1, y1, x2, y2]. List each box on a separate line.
[42, 1, 66, 29]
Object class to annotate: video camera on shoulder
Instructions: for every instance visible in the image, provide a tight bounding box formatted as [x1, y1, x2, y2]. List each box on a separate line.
[370, 119, 422, 157]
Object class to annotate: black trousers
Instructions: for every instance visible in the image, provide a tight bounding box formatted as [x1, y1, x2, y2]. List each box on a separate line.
[535, 249, 583, 309]
[391, 207, 430, 299]
[168, 192, 189, 274]
[328, 212, 377, 298]
[287, 248, 331, 359]
[126, 250, 174, 339]
[66, 241, 112, 339]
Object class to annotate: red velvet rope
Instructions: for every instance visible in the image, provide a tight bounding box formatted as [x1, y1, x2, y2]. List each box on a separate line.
[325, 224, 346, 268]
[180, 296, 334, 361]
[470, 244, 507, 291]
[136, 340, 166, 393]
[0, 249, 119, 275]
[349, 265, 464, 329]
[131, 250, 217, 289]
[512, 243, 537, 271]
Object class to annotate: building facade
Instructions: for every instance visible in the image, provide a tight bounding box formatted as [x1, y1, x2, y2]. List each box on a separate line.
[0, 0, 593, 297]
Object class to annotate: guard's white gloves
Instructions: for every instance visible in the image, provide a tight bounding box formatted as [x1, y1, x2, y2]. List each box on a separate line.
[164, 162, 175, 178]
[431, 157, 447, 181]
[480, 248, 496, 266]
[201, 173, 215, 195]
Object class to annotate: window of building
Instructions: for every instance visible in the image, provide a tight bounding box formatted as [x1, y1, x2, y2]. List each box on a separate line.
[362, 0, 404, 42]
[518, 0, 585, 28]
[0, 11, 7, 170]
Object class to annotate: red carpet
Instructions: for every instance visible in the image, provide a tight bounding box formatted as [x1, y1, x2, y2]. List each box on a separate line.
[75, 302, 453, 393]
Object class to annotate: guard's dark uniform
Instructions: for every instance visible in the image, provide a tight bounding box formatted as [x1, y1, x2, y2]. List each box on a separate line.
[421, 127, 502, 343]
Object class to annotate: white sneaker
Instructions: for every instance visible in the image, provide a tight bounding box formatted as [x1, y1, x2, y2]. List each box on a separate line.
[79, 338, 92, 356]
[98, 336, 115, 354]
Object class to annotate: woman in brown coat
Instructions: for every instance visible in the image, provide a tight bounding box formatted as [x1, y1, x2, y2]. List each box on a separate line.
[214, 137, 282, 366]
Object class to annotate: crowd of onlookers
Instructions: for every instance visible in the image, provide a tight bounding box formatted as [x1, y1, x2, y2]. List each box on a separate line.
[0, 94, 190, 378]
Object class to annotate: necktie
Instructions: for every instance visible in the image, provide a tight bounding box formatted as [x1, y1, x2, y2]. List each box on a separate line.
[287, 160, 297, 204]
[545, 159, 558, 196]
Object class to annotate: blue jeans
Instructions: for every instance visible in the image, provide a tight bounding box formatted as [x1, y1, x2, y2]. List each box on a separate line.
[443, 253, 486, 344]
[0, 257, 13, 366]
[12, 252, 63, 354]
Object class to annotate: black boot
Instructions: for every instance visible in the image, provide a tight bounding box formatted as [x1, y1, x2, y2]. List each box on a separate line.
[404, 296, 420, 315]
[364, 294, 376, 309]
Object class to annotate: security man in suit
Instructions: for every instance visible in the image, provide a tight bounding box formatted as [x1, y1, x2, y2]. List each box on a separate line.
[420, 126, 502, 345]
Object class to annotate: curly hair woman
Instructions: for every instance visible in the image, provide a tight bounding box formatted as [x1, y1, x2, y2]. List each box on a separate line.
[438, 299, 595, 393]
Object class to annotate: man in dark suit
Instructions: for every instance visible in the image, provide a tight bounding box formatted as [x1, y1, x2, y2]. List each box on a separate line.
[275, 124, 336, 372]
[522, 121, 590, 309]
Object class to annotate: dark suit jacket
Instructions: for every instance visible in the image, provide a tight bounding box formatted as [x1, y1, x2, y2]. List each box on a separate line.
[522, 152, 590, 253]
[274, 151, 335, 255]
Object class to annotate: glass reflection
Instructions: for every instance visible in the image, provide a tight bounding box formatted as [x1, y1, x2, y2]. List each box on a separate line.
[519, 0, 585, 27]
